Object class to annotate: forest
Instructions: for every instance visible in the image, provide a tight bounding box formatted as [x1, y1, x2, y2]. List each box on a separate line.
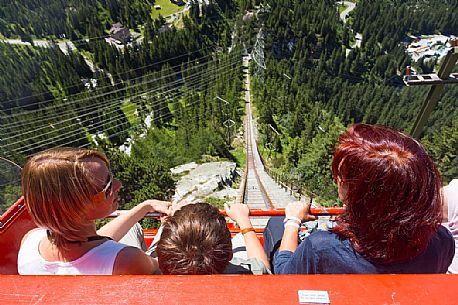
[249, 0, 457, 202]
[0, 0, 456, 209]
[0, 0, 243, 211]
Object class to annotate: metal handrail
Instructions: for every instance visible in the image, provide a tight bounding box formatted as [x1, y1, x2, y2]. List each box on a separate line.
[109, 207, 344, 218]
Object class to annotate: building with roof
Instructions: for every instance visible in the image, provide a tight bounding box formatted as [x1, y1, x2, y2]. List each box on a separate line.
[109, 23, 132, 45]
[406, 34, 453, 62]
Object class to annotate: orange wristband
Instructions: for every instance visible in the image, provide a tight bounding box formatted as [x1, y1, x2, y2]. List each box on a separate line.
[241, 227, 256, 235]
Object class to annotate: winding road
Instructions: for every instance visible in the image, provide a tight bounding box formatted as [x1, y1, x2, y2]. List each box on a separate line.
[339, 1, 356, 24]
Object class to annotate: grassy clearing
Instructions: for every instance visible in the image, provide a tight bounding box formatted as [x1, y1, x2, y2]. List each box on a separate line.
[151, 0, 184, 19]
[79, 49, 94, 62]
[204, 196, 226, 209]
[338, 3, 349, 14]
[121, 101, 138, 125]
[230, 147, 246, 169]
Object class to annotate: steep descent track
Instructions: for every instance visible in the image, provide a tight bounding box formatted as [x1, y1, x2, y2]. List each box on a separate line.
[240, 56, 304, 227]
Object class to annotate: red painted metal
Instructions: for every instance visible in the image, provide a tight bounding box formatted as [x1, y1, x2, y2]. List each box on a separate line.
[219, 207, 343, 216]
[1, 201, 455, 304]
[0, 197, 37, 274]
[1, 202, 342, 274]
[1, 199, 341, 275]
[406, 65, 412, 76]
[0, 274, 456, 304]
[143, 229, 158, 248]
[119, 207, 344, 218]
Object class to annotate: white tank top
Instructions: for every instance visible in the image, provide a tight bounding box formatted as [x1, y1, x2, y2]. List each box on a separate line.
[446, 179, 458, 273]
[18, 229, 127, 275]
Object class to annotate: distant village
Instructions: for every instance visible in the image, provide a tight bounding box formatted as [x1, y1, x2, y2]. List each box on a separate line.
[405, 34, 455, 62]
[105, 0, 190, 48]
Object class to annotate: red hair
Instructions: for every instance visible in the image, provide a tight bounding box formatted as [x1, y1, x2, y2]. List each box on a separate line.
[331, 124, 443, 263]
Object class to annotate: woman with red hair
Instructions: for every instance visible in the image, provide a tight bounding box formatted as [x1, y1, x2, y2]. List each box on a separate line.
[267, 123, 454, 274]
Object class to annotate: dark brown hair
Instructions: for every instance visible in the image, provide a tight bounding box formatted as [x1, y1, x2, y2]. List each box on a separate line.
[331, 124, 443, 263]
[156, 202, 233, 275]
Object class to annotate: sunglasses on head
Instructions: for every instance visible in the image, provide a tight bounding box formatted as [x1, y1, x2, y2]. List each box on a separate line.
[95, 171, 113, 201]
[99, 172, 113, 198]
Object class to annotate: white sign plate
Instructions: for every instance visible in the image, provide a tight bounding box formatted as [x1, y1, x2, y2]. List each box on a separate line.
[297, 290, 330, 304]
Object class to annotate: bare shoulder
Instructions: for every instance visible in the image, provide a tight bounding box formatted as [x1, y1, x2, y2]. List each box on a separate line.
[21, 228, 43, 246]
[113, 246, 158, 275]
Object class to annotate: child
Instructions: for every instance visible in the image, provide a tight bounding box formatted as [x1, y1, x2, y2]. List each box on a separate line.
[156, 202, 270, 274]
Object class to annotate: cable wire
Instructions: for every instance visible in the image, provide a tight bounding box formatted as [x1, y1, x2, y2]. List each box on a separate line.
[2, 58, 239, 134]
[18, 98, 202, 158]
[2, 52, 238, 118]
[1, 46, 219, 109]
[4, 61, 240, 155]
[3, 72, 214, 149]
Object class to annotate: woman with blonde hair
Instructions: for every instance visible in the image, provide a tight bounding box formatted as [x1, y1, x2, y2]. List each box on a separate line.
[18, 147, 170, 275]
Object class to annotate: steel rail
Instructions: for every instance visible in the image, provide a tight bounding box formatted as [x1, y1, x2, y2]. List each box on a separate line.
[241, 56, 275, 209]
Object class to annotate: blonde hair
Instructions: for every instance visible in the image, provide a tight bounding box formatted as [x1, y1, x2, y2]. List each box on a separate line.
[22, 147, 109, 247]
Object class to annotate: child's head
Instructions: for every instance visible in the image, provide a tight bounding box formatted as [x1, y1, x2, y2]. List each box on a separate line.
[156, 202, 233, 274]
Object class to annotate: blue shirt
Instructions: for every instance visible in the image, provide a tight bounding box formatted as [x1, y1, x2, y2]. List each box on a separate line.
[274, 226, 454, 274]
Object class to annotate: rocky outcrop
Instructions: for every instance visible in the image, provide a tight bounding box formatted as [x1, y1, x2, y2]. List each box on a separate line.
[172, 161, 238, 202]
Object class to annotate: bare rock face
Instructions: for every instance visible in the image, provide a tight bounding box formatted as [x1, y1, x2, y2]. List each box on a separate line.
[170, 162, 198, 175]
[172, 161, 238, 203]
[212, 188, 239, 199]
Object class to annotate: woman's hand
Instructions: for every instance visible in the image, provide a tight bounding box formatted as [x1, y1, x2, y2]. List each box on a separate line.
[285, 201, 316, 222]
[143, 200, 172, 215]
[225, 203, 252, 228]
[98, 199, 170, 242]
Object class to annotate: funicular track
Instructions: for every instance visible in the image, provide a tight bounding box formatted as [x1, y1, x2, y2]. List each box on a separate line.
[238, 56, 299, 227]
[242, 97, 274, 210]
[237, 57, 342, 229]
